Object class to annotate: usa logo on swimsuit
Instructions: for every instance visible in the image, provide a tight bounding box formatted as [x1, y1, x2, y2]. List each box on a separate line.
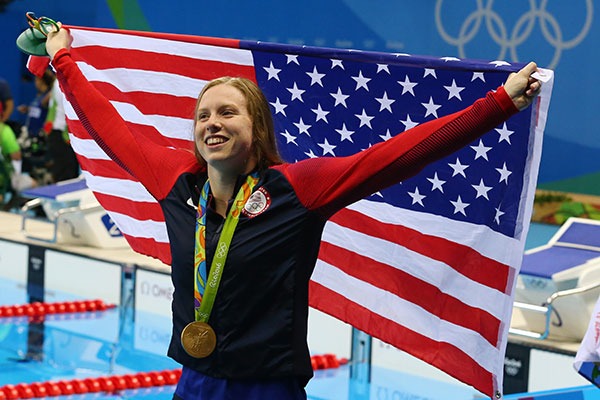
[243, 187, 271, 217]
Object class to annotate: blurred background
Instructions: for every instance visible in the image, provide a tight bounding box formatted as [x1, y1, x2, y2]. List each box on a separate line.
[0, 0, 597, 195]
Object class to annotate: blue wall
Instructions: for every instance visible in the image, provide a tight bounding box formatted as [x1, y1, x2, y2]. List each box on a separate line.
[0, 1, 597, 191]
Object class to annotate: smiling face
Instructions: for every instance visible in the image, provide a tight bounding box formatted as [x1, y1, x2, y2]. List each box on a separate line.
[194, 83, 257, 176]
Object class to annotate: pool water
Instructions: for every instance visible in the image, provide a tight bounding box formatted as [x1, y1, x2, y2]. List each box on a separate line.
[0, 277, 180, 399]
[3, 222, 599, 400]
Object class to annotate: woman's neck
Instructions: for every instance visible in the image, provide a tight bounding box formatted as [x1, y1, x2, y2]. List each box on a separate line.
[206, 157, 258, 217]
[207, 169, 237, 217]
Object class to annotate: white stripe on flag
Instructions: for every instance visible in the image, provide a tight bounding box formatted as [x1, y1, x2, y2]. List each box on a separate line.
[348, 199, 522, 268]
[81, 172, 156, 202]
[69, 135, 112, 161]
[76, 61, 205, 99]
[322, 221, 510, 320]
[108, 210, 169, 242]
[111, 101, 194, 141]
[312, 259, 499, 374]
[70, 28, 255, 66]
[65, 94, 194, 143]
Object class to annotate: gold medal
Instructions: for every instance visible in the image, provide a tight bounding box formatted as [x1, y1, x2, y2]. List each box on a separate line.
[181, 321, 217, 358]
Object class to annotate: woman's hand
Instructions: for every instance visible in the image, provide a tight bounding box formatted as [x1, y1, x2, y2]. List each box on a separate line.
[45, 22, 72, 61]
[503, 62, 543, 111]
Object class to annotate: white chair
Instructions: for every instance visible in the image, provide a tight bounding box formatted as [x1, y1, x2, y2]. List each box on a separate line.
[20, 177, 128, 248]
[510, 217, 600, 341]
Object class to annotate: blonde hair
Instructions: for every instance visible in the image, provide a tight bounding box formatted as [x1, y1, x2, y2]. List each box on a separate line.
[193, 77, 283, 170]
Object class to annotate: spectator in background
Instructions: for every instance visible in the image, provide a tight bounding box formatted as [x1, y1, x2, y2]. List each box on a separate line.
[0, 78, 14, 123]
[0, 118, 36, 206]
[43, 78, 79, 183]
[17, 69, 54, 138]
[17, 70, 55, 184]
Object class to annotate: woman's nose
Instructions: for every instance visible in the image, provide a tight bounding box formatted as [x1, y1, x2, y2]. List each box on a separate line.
[205, 116, 222, 133]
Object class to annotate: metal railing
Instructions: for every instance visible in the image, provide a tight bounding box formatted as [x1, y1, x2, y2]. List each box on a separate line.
[20, 197, 103, 243]
[510, 281, 600, 340]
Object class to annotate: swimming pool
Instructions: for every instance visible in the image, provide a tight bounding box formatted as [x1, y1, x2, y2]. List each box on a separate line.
[0, 273, 482, 400]
[2, 220, 598, 400]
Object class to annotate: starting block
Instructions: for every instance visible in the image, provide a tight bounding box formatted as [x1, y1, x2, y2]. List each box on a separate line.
[20, 178, 128, 248]
[510, 217, 600, 341]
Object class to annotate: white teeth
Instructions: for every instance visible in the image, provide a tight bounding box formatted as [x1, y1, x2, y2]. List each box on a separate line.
[206, 137, 227, 145]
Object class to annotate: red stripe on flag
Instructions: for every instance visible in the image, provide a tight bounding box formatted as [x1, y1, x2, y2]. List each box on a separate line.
[68, 118, 194, 151]
[318, 241, 501, 345]
[71, 46, 257, 83]
[330, 208, 510, 293]
[120, 121, 193, 150]
[27, 56, 51, 78]
[122, 233, 171, 266]
[76, 157, 136, 180]
[309, 281, 494, 397]
[90, 81, 197, 120]
[93, 192, 164, 222]
[67, 119, 92, 140]
[68, 25, 243, 49]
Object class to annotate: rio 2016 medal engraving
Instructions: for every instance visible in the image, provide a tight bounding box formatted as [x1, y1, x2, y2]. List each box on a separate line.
[181, 321, 217, 358]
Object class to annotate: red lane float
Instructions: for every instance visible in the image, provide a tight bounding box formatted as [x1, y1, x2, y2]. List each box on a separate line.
[310, 353, 348, 370]
[0, 351, 345, 398]
[0, 299, 115, 320]
[0, 369, 182, 399]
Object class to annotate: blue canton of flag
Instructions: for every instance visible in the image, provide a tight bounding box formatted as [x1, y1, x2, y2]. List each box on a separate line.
[249, 44, 533, 239]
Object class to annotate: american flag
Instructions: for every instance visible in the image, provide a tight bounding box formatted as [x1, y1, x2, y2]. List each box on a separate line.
[47, 26, 551, 397]
[574, 295, 600, 387]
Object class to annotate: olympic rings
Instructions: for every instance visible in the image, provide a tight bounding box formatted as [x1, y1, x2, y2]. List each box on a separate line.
[434, 0, 593, 69]
[215, 242, 228, 259]
[26, 11, 59, 37]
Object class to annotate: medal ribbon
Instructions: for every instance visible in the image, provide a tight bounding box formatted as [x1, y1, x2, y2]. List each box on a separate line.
[193, 173, 259, 322]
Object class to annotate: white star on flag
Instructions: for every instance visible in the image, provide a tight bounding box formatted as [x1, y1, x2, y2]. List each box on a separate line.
[287, 83, 305, 102]
[375, 92, 396, 112]
[331, 59, 344, 69]
[472, 179, 493, 199]
[451, 196, 470, 216]
[293, 117, 311, 136]
[400, 115, 419, 131]
[448, 158, 469, 177]
[330, 87, 350, 107]
[377, 64, 390, 74]
[355, 109, 375, 128]
[280, 129, 297, 145]
[496, 123, 514, 144]
[471, 140, 492, 160]
[472, 72, 485, 82]
[336, 123, 355, 142]
[398, 76, 418, 96]
[423, 68, 437, 78]
[422, 97, 441, 118]
[352, 71, 371, 91]
[264, 61, 282, 81]
[408, 187, 426, 206]
[444, 79, 466, 100]
[427, 172, 446, 192]
[318, 138, 337, 156]
[270, 97, 287, 116]
[496, 162, 512, 183]
[286, 54, 300, 65]
[307, 66, 326, 86]
[312, 104, 330, 123]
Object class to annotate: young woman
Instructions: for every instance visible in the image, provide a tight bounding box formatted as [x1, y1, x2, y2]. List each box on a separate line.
[46, 25, 541, 400]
